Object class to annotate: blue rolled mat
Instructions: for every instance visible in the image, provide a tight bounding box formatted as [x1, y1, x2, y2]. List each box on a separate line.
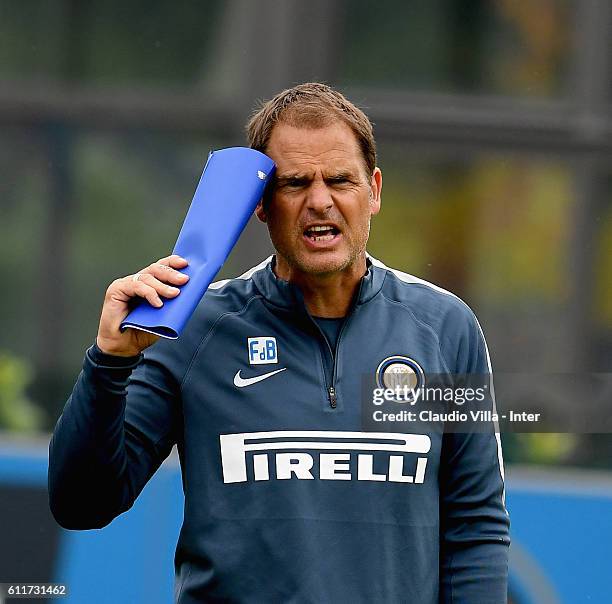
[120, 147, 276, 339]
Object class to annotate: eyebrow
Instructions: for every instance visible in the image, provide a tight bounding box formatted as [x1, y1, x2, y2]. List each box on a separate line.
[275, 173, 311, 186]
[275, 169, 360, 186]
[324, 170, 357, 181]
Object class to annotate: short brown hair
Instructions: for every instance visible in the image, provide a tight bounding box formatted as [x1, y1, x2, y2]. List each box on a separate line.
[246, 82, 376, 176]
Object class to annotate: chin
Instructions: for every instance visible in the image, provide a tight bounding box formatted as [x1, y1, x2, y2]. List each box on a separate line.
[295, 252, 353, 275]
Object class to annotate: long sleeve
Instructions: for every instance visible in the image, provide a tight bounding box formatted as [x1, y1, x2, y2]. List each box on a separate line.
[48, 341, 184, 530]
[439, 308, 510, 603]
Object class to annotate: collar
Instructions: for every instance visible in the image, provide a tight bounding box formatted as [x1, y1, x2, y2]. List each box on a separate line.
[251, 254, 386, 313]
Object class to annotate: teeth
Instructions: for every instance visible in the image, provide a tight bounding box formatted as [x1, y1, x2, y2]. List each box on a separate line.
[305, 225, 338, 242]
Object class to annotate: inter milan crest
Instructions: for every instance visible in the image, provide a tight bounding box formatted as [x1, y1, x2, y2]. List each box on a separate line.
[375, 356, 425, 403]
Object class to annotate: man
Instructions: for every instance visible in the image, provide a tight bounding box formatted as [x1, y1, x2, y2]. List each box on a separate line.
[49, 83, 509, 603]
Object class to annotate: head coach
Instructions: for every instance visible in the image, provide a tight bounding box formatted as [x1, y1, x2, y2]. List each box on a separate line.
[49, 83, 510, 603]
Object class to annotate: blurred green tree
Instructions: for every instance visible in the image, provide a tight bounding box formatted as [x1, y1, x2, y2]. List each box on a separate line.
[0, 351, 45, 432]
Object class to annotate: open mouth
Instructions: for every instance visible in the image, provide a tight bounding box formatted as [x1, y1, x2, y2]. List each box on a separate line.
[304, 224, 340, 242]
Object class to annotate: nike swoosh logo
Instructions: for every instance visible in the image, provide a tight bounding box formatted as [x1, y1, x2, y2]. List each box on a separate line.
[233, 368, 287, 388]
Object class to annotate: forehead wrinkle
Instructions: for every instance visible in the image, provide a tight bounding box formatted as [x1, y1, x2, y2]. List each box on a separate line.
[267, 122, 367, 178]
[275, 150, 363, 174]
[275, 165, 362, 184]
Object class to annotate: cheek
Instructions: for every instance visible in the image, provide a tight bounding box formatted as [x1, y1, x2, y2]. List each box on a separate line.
[266, 214, 298, 247]
[346, 203, 373, 236]
[268, 199, 301, 230]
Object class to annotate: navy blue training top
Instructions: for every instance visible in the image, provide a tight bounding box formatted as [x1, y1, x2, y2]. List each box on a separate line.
[49, 255, 510, 603]
[312, 316, 344, 351]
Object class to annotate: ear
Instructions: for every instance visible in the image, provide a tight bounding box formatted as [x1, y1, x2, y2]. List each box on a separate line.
[255, 199, 267, 223]
[369, 167, 382, 217]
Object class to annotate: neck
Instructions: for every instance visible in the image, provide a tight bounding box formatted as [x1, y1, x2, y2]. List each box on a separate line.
[274, 253, 367, 317]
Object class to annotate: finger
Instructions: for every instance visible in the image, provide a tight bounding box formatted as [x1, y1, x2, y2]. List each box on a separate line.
[146, 262, 190, 285]
[156, 254, 189, 269]
[131, 281, 165, 307]
[135, 273, 182, 299]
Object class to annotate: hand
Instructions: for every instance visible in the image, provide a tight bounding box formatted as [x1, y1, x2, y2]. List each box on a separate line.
[96, 255, 189, 357]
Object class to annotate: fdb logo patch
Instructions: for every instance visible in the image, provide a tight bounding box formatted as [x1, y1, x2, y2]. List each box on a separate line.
[248, 337, 278, 365]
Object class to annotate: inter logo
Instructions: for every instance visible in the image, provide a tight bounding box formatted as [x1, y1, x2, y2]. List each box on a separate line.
[376, 356, 425, 402]
[248, 337, 278, 365]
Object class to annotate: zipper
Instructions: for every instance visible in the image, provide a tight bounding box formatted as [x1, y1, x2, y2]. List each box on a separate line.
[311, 311, 354, 409]
[312, 322, 335, 407]
[305, 277, 364, 409]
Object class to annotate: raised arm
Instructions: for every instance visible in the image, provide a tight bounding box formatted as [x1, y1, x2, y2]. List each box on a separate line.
[48, 255, 190, 529]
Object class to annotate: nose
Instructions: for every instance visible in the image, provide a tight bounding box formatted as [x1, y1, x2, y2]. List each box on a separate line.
[305, 180, 333, 214]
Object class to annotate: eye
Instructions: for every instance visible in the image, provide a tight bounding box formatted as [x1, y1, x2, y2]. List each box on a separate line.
[327, 176, 353, 188]
[279, 177, 307, 189]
